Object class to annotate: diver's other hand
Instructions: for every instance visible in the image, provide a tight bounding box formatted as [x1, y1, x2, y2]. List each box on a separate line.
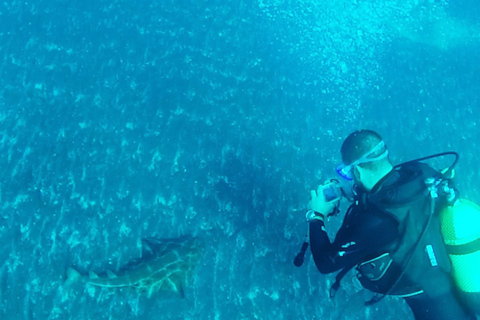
[309, 185, 336, 216]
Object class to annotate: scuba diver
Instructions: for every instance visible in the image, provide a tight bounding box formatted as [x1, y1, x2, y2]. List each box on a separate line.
[299, 129, 478, 320]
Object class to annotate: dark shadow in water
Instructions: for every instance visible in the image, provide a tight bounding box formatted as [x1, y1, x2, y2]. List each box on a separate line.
[446, 0, 480, 25]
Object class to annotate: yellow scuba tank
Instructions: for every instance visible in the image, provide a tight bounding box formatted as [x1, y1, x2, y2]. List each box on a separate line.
[440, 198, 480, 313]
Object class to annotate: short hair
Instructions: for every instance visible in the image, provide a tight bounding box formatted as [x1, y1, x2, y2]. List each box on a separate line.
[340, 130, 390, 170]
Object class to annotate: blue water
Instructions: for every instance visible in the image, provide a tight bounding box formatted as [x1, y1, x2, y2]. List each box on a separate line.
[0, 0, 479, 319]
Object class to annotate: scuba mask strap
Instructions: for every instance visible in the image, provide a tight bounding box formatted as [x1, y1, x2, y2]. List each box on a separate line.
[352, 141, 388, 166]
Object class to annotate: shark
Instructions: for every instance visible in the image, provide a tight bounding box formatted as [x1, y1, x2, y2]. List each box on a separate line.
[66, 236, 204, 297]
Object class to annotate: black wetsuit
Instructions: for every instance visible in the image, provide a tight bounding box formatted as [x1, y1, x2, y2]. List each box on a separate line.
[310, 163, 476, 320]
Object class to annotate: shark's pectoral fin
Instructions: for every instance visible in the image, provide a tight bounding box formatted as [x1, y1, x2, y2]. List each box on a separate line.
[178, 283, 185, 298]
[141, 238, 157, 259]
[147, 284, 157, 298]
[166, 278, 186, 298]
[89, 271, 99, 279]
[141, 237, 168, 259]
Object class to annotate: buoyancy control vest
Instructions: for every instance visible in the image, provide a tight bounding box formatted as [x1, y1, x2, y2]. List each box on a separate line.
[352, 161, 454, 299]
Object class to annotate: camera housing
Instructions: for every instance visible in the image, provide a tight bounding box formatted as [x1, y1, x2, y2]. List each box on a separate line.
[323, 180, 342, 202]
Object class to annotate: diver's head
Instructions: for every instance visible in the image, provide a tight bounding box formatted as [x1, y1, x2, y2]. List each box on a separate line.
[337, 130, 393, 192]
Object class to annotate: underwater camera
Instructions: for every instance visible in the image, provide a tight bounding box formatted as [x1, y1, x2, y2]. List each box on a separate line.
[323, 179, 342, 203]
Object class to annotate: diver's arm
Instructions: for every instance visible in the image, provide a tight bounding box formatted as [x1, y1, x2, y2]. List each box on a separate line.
[309, 210, 398, 274]
[310, 220, 343, 273]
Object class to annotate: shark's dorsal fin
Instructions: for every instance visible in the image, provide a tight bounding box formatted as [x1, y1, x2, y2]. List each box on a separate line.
[106, 270, 117, 279]
[89, 271, 99, 279]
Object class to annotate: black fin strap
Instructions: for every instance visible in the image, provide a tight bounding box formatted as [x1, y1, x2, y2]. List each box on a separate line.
[327, 204, 340, 218]
[330, 264, 355, 298]
[365, 294, 383, 306]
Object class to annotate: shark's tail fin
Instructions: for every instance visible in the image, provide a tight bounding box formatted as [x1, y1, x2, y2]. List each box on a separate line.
[65, 267, 82, 285]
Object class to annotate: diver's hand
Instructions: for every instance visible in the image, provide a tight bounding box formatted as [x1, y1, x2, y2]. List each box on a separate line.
[309, 185, 336, 217]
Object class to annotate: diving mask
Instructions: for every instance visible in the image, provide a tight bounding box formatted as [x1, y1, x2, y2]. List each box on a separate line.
[336, 141, 389, 181]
